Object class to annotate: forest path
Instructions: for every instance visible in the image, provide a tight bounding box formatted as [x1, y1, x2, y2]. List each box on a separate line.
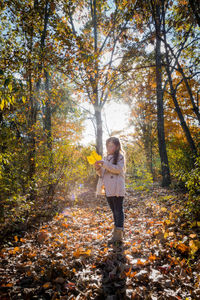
[0, 184, 199, 299]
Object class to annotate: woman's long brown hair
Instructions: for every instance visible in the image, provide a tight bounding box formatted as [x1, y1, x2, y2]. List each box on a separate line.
[106, 137, 124, 165]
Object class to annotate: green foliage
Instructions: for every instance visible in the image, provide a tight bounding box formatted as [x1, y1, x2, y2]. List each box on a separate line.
[1, 194, 32, 225]
[0, 131, 30, 202]
[168, 145, 194, 180]
[126, 167, 153, 192]
[168, 143, 200, 194]
[179, 156, 200, 221]
[181, 156, 200, 196]
[168, 142, 200, 220]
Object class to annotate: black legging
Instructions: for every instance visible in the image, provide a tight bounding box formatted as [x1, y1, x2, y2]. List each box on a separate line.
[106, 196, 124, 229]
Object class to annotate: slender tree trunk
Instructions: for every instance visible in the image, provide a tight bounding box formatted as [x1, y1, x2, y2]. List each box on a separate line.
[36, 0, 54, 198]
[150, 137, 155, 180]
[167, 77, 197, 157]
[176, 62, 200, 126]
[144, 126, 153, 175]
[94, 106, 103, 156]
[0, 111, 4, 217]
[91, 0, 103, 156]
[28, 85, 37, 201]
[27, 11, 37, 201]
[154, 3, 171, 187]
[27, 0, 50, 200]
[44, 69, 54, 197]
[44, 71, 52, 150]
[162, 23, 200, 125]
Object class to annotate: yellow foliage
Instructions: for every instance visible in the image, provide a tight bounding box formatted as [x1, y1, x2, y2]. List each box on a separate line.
[189, 240, 200, 255]
[73, 247, 92, 257]
[161, 207, 167, 212]
[87, 150, 102, 165]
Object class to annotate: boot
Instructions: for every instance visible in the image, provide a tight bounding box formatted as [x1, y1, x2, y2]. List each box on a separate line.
[107, 225, 117, 244]
[108, 227, 124, 244]
[114, 228, 124, 242]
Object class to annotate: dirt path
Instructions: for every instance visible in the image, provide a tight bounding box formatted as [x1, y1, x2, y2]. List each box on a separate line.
[0, 185, 199, 299]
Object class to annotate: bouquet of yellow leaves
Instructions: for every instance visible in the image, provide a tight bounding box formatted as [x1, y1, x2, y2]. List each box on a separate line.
[87, 150, 102, 165]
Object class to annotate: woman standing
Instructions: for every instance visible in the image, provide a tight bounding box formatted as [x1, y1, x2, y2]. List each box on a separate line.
[95, 137, 126, 244]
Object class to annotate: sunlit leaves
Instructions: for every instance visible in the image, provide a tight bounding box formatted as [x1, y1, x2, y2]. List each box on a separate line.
[87, 150, 102, 164]
[73, 247, 92, 258]
[0, 185, 200, 298]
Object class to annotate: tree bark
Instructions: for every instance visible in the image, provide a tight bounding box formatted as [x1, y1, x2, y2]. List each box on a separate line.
[144, 124, 154, 177]
[154, 2, 171, 186]
[188, 0, 200, 27]
[27, 4, 37, 201]
[28, 0, 50, 200]
[44, 69, 54, 197]
[91, 0, 103, 155]
[94, 106, 103, 156]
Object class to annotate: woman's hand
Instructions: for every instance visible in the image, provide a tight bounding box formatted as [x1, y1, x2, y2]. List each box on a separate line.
[94, 160, 104, 169]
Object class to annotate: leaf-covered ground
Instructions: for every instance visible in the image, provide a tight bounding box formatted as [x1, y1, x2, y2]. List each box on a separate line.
[0, 184, 200, 299]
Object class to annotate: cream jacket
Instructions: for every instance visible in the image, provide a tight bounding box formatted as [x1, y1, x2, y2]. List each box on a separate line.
[95, 153, 126, 197]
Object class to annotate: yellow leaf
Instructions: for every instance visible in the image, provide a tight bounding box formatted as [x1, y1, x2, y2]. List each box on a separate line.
[161, 207, 167, 212]
[149, 255, 157, 261]
[91, 150, 102, 161]
[190, 221, 199, 228]
[14, 246, 20, 252]
[73, 247, 91, 257]
[22, 96, 26, 103]
[84, 249, 91, 255]
[164, 219, 171, 225]
[189, 234, 197, 238]
[8, 82, 12, 92]
[14, 235, 18, 242]
[0, 99, 4, 110]
[164, 232, 168, 239]
[189, 240, 200, 255]
[87, 155, 96, 164]
[9, 246, 20, 254]
[152, 82, 156, 88]
[87, 151, 102, 164]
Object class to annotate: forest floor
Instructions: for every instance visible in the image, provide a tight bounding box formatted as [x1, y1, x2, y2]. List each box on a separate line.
[0, 183, 200, 300]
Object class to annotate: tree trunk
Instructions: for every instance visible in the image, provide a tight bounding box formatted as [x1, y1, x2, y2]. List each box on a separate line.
[143, 125, 154, 176]
[27, 8, 37, 201]
[28, 82, 37, 201]
[163, 31, 197, 156]
[27, 0, 50, 201]
[162, 3, 197, 158]
[44, 69, 54, 198]
[94, 106, 103, 156]
[176, 61, 200, 126]
[44, 70, 52, 150]
[154, 3, 171, 187]
[91, 0, 103, 156]
[188, 0, 200, 27]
